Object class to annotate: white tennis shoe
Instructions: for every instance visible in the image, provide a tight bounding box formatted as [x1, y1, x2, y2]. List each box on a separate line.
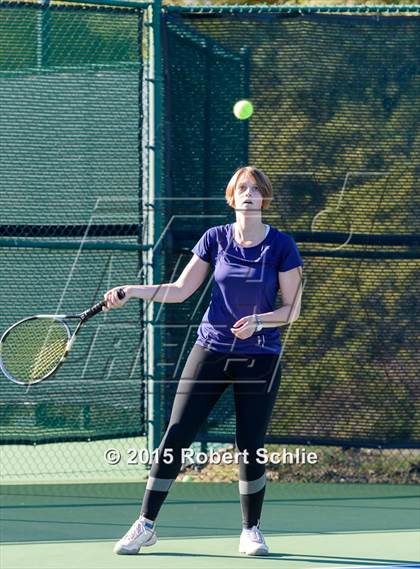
[239, 525, 269, 555]
[113, 516, 157, 555]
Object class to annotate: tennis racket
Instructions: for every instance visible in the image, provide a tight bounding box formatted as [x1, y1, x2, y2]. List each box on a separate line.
[0, 288, 126, 386]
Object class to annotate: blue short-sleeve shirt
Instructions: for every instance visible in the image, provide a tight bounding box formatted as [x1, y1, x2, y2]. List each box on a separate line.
[190, 223, 304, 354]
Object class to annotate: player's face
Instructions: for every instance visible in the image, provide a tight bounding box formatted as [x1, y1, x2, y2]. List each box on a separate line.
[234, 176, 263, 212]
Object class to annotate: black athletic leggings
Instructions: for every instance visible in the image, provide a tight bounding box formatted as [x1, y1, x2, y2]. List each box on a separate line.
[140, 343, 282, 529]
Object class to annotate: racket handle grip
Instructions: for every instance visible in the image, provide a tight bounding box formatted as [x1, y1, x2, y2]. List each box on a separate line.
[81, 288, 126, 321]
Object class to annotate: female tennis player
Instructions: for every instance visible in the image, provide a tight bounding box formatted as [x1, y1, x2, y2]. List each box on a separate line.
[104, 166, 304, 556]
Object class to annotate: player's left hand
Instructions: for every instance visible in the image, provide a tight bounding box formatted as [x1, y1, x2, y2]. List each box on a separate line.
[230, 315, 257, 340]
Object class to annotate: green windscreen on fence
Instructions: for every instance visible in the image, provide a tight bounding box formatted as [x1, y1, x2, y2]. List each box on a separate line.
[160, 11, 419, 448]
[0, 2, 146, 443]
[1, 4, 419, 449]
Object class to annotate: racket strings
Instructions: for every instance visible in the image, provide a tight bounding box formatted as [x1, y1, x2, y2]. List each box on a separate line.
[1, 319, 69, 384]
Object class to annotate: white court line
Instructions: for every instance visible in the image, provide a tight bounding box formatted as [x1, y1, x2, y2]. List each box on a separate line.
[329, 566, 419, 569]
[2, 529, 420, 546]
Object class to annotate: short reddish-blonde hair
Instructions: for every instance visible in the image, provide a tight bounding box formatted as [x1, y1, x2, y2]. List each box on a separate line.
[225, 166, 273, 210]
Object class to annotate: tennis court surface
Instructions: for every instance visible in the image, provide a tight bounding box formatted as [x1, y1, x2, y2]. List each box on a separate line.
[1, 482, 419, 569]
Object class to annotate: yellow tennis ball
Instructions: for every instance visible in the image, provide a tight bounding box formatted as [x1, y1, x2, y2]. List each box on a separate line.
[233, 99, 253, 120]
[182, 474, 193, 482]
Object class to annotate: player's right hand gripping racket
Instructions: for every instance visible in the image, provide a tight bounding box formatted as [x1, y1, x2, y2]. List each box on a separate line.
[0, 288, 126, 386]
